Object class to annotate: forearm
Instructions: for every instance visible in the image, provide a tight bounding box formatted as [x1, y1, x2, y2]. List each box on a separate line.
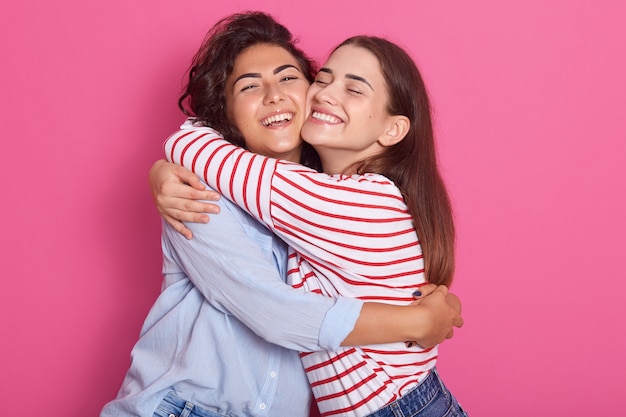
[342, 286, 463, 349]
[340, 302, 421, 346]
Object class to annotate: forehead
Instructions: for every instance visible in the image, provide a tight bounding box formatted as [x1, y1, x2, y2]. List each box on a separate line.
[232, 44, 300, 74]
[323, 45, 383, 83]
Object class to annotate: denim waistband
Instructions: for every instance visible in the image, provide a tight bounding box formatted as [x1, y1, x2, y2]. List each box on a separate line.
[156, 392, 225, 417]
[365, 368, 449, 417]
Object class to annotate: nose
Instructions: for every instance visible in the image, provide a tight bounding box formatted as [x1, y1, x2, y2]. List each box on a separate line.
[313, 83, 337, 106]
[263, 83, 285, 105]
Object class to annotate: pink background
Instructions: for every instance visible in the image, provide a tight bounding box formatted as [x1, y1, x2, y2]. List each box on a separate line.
[1, 0, 624, 415]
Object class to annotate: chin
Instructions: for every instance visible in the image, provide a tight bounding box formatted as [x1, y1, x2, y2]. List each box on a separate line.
[272, 142, 300, 154]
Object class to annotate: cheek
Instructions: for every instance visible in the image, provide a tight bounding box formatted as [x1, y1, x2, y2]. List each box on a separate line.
[367, 104, 389, 122]
[230, 98, 258, 125]
[303, 91, 317, 114]
[295, 86, 309, 106]
[305, 85, 319, 103]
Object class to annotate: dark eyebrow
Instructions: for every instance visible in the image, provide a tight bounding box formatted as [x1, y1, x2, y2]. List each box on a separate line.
[346, 74, 373, 91]
[274, 64, 300, 74]
[233, 72, 261, 84]
[233, 64, 301, 84]
[317, 67, 373, 91]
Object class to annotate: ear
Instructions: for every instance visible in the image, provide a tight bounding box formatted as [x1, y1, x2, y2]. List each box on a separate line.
[378, 115, 410, 147]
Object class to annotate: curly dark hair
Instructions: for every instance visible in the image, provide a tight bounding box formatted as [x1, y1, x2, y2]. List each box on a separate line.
[178, 11, 320, 169]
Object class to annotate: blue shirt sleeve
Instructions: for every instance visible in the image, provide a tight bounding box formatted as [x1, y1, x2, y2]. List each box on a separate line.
[161, 192, 362, 351]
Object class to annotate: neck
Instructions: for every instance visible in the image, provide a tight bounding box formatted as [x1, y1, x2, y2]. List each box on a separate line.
[318, 150, 357, 175]
[266, 146, 303, 164]
[317, 145, 384, 175]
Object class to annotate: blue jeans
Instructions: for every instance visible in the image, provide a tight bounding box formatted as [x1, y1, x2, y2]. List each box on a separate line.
[365, 369, 468, 417]
[152, 392, 225, 417]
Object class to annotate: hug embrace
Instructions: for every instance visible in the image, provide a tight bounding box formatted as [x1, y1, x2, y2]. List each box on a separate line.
[101, 11, 467, 417]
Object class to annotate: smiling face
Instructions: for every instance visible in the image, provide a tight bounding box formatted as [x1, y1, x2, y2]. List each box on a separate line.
[224, 44, 310, 162]
[300, 44, 406, 174]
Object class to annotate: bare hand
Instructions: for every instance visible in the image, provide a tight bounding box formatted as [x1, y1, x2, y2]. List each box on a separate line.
[407, 285, 464, 348]
[149, 159, 221, 239]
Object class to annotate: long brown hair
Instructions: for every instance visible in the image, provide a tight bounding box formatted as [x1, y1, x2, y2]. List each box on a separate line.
[178, 11, 321, 169]
[337, 36, 456, 286]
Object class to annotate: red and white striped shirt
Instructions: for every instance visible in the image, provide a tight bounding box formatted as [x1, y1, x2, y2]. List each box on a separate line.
[165, 123, 438, 417]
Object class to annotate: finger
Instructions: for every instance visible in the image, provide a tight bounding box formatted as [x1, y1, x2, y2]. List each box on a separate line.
[159, 177, 220, 202]
[180, 227, 193, 240]
[433, 285, 449, 296]
[203, 189, 221, 201]
[186, 189, 221, 202]
[185, 174, 208, 191]
[170, 186, 220, 202]
[165, 208, 211, 224]
[179, 199, 221, 214]
[445, 293, 462, 314]
[412, 283, 437, 299]
[174, 165, 206, 190]
[164, 216, 193, 240]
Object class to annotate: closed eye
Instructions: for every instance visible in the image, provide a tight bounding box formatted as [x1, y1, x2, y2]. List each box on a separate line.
[240, 84, 258, 92]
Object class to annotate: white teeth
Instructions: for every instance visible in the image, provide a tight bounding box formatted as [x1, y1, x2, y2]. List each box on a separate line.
[261, 113, 293, 126]
[312, 111, 341, 124]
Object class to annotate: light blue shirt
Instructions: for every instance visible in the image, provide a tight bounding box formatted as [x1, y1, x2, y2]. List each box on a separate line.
[100, 186, 363, 417]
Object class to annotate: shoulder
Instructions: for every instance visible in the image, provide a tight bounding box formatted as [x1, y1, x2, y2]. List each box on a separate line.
[173, 118, 224, 138]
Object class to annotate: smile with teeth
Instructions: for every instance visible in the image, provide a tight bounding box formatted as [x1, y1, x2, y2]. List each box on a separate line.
[311, 111, 341, 124]
[261, 112, 293, 126]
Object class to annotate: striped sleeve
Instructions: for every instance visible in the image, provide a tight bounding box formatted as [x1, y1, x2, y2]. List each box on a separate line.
[164, 125, 276, 226]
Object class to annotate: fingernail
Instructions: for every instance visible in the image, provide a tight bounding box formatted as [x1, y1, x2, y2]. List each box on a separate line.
[412, 290, 422, 297]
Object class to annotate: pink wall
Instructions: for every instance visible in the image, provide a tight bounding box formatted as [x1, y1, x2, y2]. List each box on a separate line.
[1, 0, 624, 415]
